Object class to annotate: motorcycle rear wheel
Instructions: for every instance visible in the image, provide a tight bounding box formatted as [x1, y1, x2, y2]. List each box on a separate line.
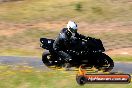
[42, 51, 56, 68]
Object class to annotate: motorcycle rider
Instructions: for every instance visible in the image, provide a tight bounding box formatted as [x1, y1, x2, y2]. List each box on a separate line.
[53, 21, 90, 64]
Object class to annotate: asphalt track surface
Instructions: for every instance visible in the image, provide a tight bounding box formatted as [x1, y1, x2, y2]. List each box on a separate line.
[0, 56, 132, 73]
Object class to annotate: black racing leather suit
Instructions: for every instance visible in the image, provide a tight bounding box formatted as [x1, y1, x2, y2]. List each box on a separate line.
[53, 28, 89, 62]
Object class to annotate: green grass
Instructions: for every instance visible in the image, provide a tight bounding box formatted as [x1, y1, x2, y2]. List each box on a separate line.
[112, 56, 132, 62]
[0, 65, 132, 88]
[0, 0, 131, 23]
[0, 48, 41, 56]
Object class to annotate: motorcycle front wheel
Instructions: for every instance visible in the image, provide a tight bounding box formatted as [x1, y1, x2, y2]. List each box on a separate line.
[95, 53, 114, 72]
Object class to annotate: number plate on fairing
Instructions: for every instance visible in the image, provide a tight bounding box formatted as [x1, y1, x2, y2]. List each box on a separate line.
[48, 40, 51, 44]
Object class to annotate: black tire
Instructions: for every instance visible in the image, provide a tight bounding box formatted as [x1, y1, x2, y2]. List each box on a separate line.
[76, 75, 86, 85]
[42, 50, 55, 67]
[96, 53, 114, 72]
[62, 63, 71, 71]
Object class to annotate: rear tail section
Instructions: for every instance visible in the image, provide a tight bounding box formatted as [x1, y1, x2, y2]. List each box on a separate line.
[40, 38, 54, 50]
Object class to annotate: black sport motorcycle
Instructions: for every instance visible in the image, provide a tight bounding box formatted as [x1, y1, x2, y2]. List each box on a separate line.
[40, 37, 114, 72]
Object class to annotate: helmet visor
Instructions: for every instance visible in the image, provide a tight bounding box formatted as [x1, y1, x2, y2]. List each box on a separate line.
[69, 28, 77, 33]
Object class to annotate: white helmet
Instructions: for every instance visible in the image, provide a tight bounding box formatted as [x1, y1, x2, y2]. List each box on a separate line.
[67, 21, 78, 33]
